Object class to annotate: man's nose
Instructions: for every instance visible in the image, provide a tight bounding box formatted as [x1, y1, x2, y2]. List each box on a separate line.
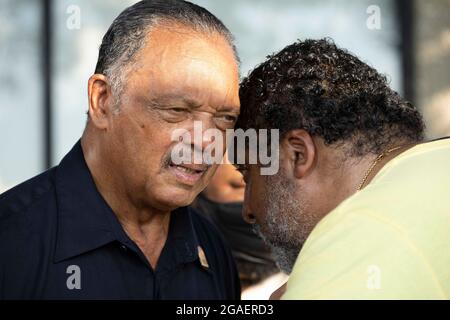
[190, 115, 223, 157]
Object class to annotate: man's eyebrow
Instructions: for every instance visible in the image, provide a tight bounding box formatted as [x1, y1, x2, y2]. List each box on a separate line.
[147, 95, 203, 108]
[182, 98, 203, 108]
[146, 95, 239, 113]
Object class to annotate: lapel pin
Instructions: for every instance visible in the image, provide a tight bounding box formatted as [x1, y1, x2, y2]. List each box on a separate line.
[197, 246, 209, 269]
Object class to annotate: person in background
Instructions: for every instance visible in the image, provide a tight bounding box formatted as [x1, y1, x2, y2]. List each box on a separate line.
[193, 154, 288, 299]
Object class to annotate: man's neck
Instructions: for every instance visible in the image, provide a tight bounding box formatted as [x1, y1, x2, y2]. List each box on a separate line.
[331, 142, 420, 202]
[358, 142, 419, 190]
[80, 134, 171, 269]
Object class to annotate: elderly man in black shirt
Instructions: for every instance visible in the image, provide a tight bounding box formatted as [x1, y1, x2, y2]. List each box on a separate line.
[0, 0, 241, 299]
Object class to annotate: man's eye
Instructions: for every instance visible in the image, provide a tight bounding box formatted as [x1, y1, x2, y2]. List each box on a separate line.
[224, 115, 237, 122]
[170, 108, 187, 113]
[217, 114, 237, 123]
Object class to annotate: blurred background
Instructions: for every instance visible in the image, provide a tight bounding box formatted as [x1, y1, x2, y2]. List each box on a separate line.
[0, 0, 449, 192]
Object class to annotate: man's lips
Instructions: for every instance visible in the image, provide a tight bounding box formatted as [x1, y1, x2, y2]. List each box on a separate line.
[168, 161, 209, 185]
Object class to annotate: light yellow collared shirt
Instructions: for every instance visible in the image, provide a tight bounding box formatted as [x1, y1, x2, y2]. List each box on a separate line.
[282, 138, 450, 299]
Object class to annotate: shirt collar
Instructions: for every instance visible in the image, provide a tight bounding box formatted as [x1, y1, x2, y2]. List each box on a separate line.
[167, 206, 201, 266]
[53, 140, 200, 265]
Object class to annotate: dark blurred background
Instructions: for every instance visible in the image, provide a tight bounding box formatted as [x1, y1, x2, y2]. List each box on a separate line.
[0, 0, 449, 192]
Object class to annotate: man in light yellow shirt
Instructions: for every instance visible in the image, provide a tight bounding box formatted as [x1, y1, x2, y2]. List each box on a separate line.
[283, 137, 450, 299]
[235, 38, 450, 299]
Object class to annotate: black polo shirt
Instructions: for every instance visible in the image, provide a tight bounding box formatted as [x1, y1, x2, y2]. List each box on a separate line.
[0, 141, 240, 299]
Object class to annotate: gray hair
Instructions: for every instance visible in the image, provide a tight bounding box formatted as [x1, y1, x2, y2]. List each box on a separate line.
[94, 0, 239, 111]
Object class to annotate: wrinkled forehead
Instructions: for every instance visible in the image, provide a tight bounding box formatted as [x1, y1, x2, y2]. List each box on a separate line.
[126, 24, 240, 110]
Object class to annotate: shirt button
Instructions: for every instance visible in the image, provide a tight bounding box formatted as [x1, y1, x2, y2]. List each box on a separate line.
[120, 244, 127, 251]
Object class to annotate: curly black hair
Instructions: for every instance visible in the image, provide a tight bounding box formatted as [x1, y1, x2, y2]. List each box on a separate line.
[237, 38, 425, 156]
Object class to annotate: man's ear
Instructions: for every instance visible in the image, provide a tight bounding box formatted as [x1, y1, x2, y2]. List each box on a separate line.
[282, 129, 316, 179]
[87, 74, 113, 130]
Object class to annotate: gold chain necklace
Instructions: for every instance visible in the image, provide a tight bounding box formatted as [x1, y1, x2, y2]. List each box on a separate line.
[357, 146, 403, 191]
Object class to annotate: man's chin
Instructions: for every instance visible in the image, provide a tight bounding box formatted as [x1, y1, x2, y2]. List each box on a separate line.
[158, 187, 199, 209]
[252, 223, 301, 274]
[270, 244, 301, 274]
